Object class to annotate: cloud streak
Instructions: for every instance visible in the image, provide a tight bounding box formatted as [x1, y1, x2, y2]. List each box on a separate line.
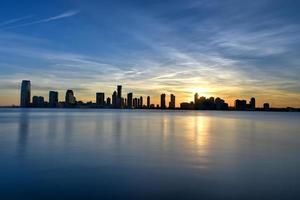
[0, 15, 34, 26]
[1, 10, 79, 30]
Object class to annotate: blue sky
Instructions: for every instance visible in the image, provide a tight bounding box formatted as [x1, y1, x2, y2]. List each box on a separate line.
[0, 0, 300, 107]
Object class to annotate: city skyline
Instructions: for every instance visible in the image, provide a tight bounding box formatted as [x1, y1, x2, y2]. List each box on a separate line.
[0, 0, 300, 107]
[18, 80, 290, 111]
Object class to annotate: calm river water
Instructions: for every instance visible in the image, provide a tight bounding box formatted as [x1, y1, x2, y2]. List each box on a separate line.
[0, 109, 299, 199]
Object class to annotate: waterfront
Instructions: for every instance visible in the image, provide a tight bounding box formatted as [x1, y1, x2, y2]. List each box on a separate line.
[0, 109, 299, 199]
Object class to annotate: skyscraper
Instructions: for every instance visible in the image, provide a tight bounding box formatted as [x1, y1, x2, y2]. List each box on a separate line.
[117, 85, 122, 99]
[147, 96, 150, 109]
[127, 93, 133, 109]
[49, 91, 58, 108]
[117, 85, 122, 108]
[65, 90, 76, 106]
[250, 97, 256, 111]
[20, 80, 31, 107]
[133, 98, 138, 108]
[96, 92, 105, 106]
[235, 99, 247, 111]
[160, 94, 166, 109]
[194, 93, 199, 104]
[169, 94, 175, 109]
[112, 91, 117, 108]
[139, 96, 143, 108]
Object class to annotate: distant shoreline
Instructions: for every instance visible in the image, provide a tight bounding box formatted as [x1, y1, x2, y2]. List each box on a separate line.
[0, 106, 299, 112]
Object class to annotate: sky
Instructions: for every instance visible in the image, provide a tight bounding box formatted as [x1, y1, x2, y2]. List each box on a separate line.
[0, 0, 300, 107]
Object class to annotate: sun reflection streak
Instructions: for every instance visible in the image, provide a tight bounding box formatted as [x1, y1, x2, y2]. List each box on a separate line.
[191, 113, 212, 169]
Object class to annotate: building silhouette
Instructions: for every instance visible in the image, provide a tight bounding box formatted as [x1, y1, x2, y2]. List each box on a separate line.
[235, 99, 247, 111]
[117, 85, 122, 99]
[106, 97, 111, 105]
[96, 92, 105, 106]
[49, 91, 58, 108]
[263, 103, 270, 111]
[112, 91, 117, 108]
[161, 94, 166, 109]
[180, 102, 194, 110]
[147, 96, 150, 108]
[133, 97, 138, 108]
[194, 93, 199, 107]
[116, 85, 122, 108]
[65, 90, 76, 106]
[127, 93, 133, 109]
[169, 94, 175, 109]
[20, 80, 31, 107]
[139, 96, 143, 108]
[250, 97, 256, 111]
[32, 96, 44, 107]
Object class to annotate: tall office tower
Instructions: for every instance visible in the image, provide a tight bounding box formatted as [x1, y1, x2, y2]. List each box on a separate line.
[96, 92, 105, 106]
[139, 96, 143, 108]
[106, 97, 111, 105]
[112, 91, 117, 108]
[20, 80, 31, 107]
[147, 96, 150, 109]
[137, 99, 140, 108]
[117, 85, 122, 108]
[250, 97, 256, 111]
[169, 94, 175, 109]
[117, 85, 122, 99]
[160, 93, 166, 109]
[127, 93, 133, 109]
[49, 91, 58, 108]
[133, 98, 138, 108]
[65, 90, 76, 105]
[194, 93, 199, 104]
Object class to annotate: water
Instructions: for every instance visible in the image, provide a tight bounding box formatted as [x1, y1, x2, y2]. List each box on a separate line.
[0, 109, 299, 199]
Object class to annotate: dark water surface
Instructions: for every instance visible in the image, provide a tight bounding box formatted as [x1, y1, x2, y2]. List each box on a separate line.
[0, 109, 299, 199]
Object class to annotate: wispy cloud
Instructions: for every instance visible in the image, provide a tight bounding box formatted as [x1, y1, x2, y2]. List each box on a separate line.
[0, 15, 33, 26]
[2, 10, 79, 30]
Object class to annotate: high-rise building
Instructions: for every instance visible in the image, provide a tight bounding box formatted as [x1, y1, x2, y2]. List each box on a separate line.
[133, 98, 138, 108]
[32, 96, 44, 108]
[139, 96, 143, 108]
[169, 94, 175, 109]
[235, 99, 247, 111]
[112, 91, 117, 108]
[116, 85, 122, 108]
[147, 96, 150, 109]
[96, 92, 105, 106]
[250, 97, 256, 111]
[20, 80, 31, 107]
[160, 94, 166, 109]
[49, 91, 58, 108]
[194, 93, 199, 104]
[127, 93, 133, 109]
[117, 85, 122, 99]
[65, 90, 76, 106]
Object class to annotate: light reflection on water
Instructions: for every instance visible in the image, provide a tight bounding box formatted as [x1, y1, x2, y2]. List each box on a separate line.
[0, 109, 300, 199]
